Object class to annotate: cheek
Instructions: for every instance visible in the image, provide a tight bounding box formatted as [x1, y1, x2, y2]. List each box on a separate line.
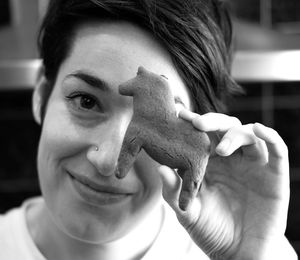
[39, 102, 88, 161]
[37, 102, 88, 196]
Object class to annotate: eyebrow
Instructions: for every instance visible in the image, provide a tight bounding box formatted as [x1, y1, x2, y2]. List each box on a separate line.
[66, 70, 187, 107]
[67, 70, 111, 92]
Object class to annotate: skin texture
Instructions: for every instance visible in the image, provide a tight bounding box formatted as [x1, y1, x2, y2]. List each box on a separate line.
[116, 66, 211, 210]
[29, 21, 194, 260]
[30, 19, 296, 260]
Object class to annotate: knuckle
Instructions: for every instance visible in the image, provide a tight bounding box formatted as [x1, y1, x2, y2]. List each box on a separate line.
[280, 142, 289, 157]
[225, 124, 256, 143]
[270, 127, 279, 136]
[191, 113, 202, 126]
[205, 112, 216, 116]
[229, 124, 248, 135]
[193, 113, 202, 121]
[230, 116, 242, 126]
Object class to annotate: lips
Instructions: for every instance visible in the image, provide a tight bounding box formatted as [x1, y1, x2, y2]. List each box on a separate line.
[67, 171, 134, 205]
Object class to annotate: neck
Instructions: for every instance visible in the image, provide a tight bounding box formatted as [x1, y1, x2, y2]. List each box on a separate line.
[26, 199, 164, 260]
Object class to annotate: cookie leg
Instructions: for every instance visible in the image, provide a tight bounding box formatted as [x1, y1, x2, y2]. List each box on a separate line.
[178, 168, 201, 211]
[116, 126, 142, 178]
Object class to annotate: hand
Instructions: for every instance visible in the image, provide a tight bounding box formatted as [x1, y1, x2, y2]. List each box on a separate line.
[158, 110, 296, 259]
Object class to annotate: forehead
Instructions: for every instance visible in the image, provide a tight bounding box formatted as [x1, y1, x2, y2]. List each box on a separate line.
[57, 20, 192, 108]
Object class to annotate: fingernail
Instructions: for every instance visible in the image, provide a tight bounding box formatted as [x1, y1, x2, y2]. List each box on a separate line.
[216, 138, 231, 155]
[179, 109, 193, 121]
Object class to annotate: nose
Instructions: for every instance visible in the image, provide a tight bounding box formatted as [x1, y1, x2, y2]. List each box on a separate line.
[86, 119, 130, 177]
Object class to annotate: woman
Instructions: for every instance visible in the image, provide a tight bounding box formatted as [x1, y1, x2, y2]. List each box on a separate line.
[0, 0, 296, 259]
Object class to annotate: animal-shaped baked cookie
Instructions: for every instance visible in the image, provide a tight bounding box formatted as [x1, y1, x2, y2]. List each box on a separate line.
[116, 66, 210, 210]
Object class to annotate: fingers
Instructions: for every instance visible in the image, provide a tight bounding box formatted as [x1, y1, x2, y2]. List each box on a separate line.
[159, 166, 200, 212]
[158, 165, 182, 210]
[214, 122, 288, 161]
[179, 110, 242, 155]
[253, 123, 288, 158]
[179, 110, 257, 157]
[180, 109, 287, 165]
[253, 123, 289, 170]
[211, 122, 288, 176]
[215, 124, 258, 157]
[158, 166, 202, 228]
[179, 109, 241, 132]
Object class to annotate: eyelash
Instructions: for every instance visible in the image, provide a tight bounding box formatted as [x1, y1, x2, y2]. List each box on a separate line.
[65, 91, 102, 112]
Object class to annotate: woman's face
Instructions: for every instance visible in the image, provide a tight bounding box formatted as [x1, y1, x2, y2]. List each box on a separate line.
[36, 21, 192, 243]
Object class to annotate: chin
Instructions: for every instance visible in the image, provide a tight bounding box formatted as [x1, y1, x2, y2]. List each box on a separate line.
[55, 208, 134, 244]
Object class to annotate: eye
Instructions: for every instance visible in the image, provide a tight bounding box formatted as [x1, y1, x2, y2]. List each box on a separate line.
[66, 92, 102, 112]
[79, 95, 96, 109]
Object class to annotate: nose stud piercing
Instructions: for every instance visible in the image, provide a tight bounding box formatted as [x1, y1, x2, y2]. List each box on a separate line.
[95, 146, 99, 151]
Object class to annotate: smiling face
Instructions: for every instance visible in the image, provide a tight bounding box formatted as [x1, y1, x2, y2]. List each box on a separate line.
[35, 20, 192, 243]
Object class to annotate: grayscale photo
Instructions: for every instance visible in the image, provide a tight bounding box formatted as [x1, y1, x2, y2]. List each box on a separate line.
[0, 0, 299, 259]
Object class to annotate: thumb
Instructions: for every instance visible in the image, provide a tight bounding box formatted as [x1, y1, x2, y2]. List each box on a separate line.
[158, 165, 182, 210]
[158, 165, 202, 231]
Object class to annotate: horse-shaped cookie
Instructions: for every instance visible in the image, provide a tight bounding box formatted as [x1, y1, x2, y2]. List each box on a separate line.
[116, 66, 210, 210]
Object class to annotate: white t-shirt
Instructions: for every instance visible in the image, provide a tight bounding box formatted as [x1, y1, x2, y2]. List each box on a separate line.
[0, 197, 209, 260]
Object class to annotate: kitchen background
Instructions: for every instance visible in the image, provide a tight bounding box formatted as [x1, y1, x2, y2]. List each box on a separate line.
[0, 0, 300, 256]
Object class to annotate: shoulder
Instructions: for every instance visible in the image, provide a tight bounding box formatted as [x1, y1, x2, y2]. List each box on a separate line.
[0, 204, 24, 258]
[0, 204, 22, 240]
[0, 197, 45, 260]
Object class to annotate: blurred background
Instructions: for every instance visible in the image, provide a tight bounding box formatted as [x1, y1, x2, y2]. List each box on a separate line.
[0, 0, 299, 256]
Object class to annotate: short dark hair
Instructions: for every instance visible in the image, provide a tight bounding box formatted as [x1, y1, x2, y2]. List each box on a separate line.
[38, 0, 240, 114]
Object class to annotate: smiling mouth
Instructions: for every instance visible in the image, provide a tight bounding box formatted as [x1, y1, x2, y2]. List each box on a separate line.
[67, 171, 132, 206]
